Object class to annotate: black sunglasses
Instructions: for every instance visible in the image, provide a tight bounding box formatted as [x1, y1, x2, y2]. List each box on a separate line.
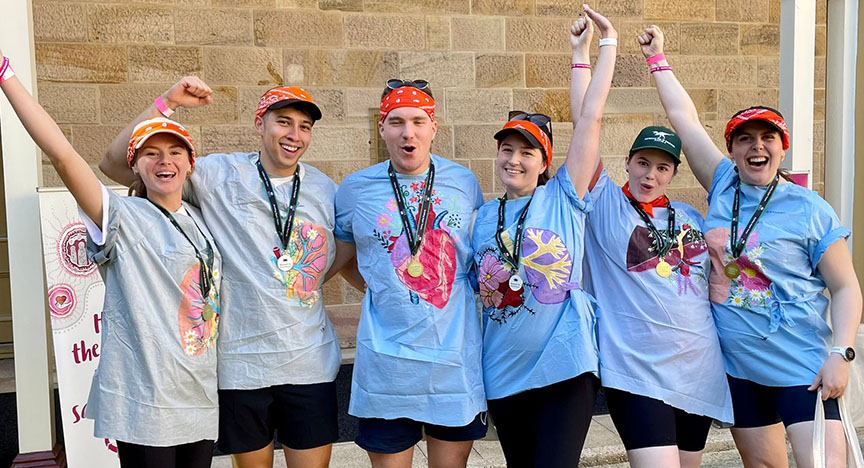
[386, 79, 430, 91]
[508, 111, 553, 144]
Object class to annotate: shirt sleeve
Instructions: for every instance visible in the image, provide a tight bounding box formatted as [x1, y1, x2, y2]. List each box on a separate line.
[184, 154, 223, 207]
[588, 168, 612, 205]
[85, 189, 124, 266]
[808, 195, 851, 269]
[550, 165, 591, 213]
[78, 184, 111, 246]
[707, 158, 736, 205]
[334, 178, 355, 243]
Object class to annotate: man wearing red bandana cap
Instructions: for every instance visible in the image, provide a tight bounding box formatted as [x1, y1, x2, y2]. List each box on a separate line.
[330, 80, 487, 466]
[100, 77, 344, 468]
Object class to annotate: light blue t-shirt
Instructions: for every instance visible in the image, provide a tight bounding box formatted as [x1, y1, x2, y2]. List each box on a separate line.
[704, 158, 850, 387]
[471, 166, 599, 400]
[334, 155, 487, 426]
[584, 170, 733, 423]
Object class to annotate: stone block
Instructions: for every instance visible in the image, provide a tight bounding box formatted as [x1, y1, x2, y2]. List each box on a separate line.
[70, 125, 127, 164]
[769, 0, 780, 23]
[37, 83, 100, 124]
[717, 89, 779, 120]
[716, 0, 770, 22]
[303, 127, 371, 161]
[345, 88, 387, 119]
[816, 0, 826, 23]
[814, 56, 825, 87]
[701, 119, 730, 150]
[322, 276, 343, 304]
[426, 16, 451, 50]
[344, 14, 425, 49]
[431, 124, 454, 160]
[36, 44, 127, 83]
[275, 0, 318, 6]
[813, 119, 824, 153]
[199, 125, 261, 155]
[687, 89, 719, 114]
[550, 121, 573, 155]
[815, 24, 826, 57]
[365, 0, 468, 14]
[307, 159, 371, 184]
[471, 0, 533, 16]
[446, 89, 511, 123]
[88, 4, 173, 43]
[617, 21, 680, 55]
[601, 156, 628, 185]
[452, 17, 505, 51]
[525, 54, 569, 88]
[674, 56, 758, 88]
[212, 0, 274, 5]
[469, 158, 497, 194]
[604, 88, 662, 114]
[453, 124, 502, 161]
[176, 86, 238, 124]
[319, 0, 363, 11]
[535, 1, 581, 17]
[399, 52, 475, 89]
[254, 9, 342, 47]
[129, 46, 203, 83]
[666, 187, 708, 214]
[740, 24, 779, 55]
[100, 84, 169, 123]
[204, 47, 283, 86]
[476, 54, 524, 88]
[512, 89, 570, 122]
[599, 115, 655, 155]
[644, 0, 714, 21]
[613, 54, 652, 88]
[679, 23, 739, 55]
[668, 164, 698, 188]
[283, 50, 399, 87]
[757, 56, 779, 88]
[325, 304, 361, 346]
[33, 3, 87, 42]
[506, 17, 572, 53]
[175, 7, 254, 45]
[813, 88, 824, 120]
[598, 0, 643, 17]
[238, 86, 272, 123]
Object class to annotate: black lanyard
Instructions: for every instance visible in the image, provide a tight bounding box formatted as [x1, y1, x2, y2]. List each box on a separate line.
[387, 161, 435, 257]
[729, 173, 779, 258]
[628, 199, 676, 258]
[256, 158, 301, 251]
[496, 195, 532, 269]
[149, 201, 214, 298]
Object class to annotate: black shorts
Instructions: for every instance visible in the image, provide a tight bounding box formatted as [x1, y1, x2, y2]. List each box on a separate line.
[217, 381, 338, 454]
[727, 375, 841, 428]
[355, 413, 488, 454]
[487, 372, 599, 467]
[604, 387, 714, 452]
[117, 439, 214, 468]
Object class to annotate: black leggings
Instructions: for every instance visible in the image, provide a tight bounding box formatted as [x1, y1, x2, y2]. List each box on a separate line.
[487, 372, 599, 468]
[117, 439, 214, 468]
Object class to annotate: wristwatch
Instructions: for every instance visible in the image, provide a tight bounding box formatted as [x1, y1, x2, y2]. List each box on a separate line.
[831, 346, 856, 362]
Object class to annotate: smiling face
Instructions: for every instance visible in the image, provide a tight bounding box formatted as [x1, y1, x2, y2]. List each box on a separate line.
[496, 133, 548, 199]
[729, 121, 786, 186]
[379, 106, 437, 175]
[132, 133, 192, 208]
[255, 106, 314, 177]
[626, 148, 678, 202]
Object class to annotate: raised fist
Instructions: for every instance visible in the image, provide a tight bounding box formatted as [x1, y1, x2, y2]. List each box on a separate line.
[161, 76, 213, 111]
[638, 26, 664, 59]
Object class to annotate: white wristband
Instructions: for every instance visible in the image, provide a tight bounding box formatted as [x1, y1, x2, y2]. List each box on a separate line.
[599, 38, 618, 47]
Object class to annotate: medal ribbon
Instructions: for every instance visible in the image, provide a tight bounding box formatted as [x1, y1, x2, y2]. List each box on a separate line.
[729, 173, 779, 259]
[628, 198, 677, 259]
[496, 195, 532, 269]
[148, 201, 215, 298]
[255, 158, 301, 252]
[388, 161, 435, 257]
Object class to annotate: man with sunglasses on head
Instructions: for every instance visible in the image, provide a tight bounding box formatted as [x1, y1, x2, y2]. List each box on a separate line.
[99, 77, 341, 468]
[329, 79, 486, 468]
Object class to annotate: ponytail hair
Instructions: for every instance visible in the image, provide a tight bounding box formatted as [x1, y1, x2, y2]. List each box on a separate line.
[128, 176, 148, 199]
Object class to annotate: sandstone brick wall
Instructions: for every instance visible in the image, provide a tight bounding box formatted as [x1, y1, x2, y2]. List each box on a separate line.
[32, 0, 828, 347]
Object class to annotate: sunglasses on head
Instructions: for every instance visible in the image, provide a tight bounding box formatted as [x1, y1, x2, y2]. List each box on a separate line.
[508, 111, 553, 144]
[386, 79, 430, 91]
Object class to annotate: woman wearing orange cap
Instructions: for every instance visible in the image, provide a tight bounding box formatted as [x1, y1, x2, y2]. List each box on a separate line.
[639, 26, 862, 467]
[0, 52, 220, 468]
[469, 6, 615, 466]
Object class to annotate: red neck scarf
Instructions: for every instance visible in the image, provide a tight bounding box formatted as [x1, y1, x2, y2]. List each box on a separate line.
[622, 182, 669, 217]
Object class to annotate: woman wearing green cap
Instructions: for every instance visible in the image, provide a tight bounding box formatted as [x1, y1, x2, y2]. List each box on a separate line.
[639, 25, 861, 468]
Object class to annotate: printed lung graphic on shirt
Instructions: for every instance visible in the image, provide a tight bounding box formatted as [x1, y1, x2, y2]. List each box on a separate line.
[177, 262, 219, 357]
[704, 227, 773, 307]
[373, 182, 461, 309]
[476, 228, 578, 324]
[624, 218, 709, 295]
[270, 221, 328, 307]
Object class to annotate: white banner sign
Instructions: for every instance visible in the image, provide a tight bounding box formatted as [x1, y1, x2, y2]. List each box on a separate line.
[38, 187, 120, 468]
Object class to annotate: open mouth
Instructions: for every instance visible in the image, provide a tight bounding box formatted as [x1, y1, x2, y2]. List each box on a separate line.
[280, 143, 300, 154]
[155, 171, 176, 181]
[401, 145, 417, 155]
[640, 183, 654, 192]
[747, 156, 769, 168]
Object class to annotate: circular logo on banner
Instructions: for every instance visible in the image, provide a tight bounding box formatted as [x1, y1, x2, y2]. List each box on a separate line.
[57, 223, 96, 277]
[47, 284, 77, 320]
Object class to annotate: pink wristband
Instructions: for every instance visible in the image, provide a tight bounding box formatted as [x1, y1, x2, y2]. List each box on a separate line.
[571, 63, 592, 70]
[154, 96, 175, 118]
[646, 53, 666, 66]
[650, 65, 673, 73]
[0, 57, 13, 83]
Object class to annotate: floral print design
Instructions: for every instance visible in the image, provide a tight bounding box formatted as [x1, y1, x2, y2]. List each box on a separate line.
[270, 221, 329, 307]
[178, 262, 219, 357]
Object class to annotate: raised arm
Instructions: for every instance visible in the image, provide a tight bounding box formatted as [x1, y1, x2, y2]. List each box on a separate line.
[638, 26, 725, 191]
[569, 14, 593, 126]
[0, 52, 102, 222]
[99, 76, 212, 186]
[566, 5, 616, 197]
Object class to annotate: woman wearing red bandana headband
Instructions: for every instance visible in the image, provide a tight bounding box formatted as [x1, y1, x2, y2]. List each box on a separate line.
[470, 6, 616, 466]
[0, 50, 222, 467]
[642, 26, 862, 467]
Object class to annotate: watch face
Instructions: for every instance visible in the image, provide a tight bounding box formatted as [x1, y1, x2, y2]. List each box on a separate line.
[846, 347, 856, 361]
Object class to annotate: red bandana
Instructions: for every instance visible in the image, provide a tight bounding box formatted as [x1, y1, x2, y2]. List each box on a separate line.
[622, 182, 669, 217]
[724, 108, 790, 152]
[380, 86, 435, 122]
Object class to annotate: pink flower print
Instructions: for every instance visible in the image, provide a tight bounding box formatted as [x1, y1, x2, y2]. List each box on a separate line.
[409, 196, 418, 204]
[434, 197, 442, 205]
[480, 281, 504, 308]
[386, 198, 398, 212]
[478, 254, 510, 290]
[377, 213, 392, 230]
[737, 255, 771, 291]
[410, 182, 419, 192]
[420, 181, 426, 189]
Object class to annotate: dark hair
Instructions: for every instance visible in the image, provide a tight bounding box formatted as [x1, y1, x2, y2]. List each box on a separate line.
[380, 82, 435, 100]
[128, 177, 148, 199]
[537, 168, 550, 186]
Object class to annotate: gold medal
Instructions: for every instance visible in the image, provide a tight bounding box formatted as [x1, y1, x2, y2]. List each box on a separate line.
[655, 261, 672, 278]
[408, 259, 424, 278]
[724, 261, 740, 279]
[202, 303, 215, 322]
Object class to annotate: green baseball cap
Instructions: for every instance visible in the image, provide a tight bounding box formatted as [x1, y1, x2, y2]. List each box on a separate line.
[629, 126, 682, 164]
